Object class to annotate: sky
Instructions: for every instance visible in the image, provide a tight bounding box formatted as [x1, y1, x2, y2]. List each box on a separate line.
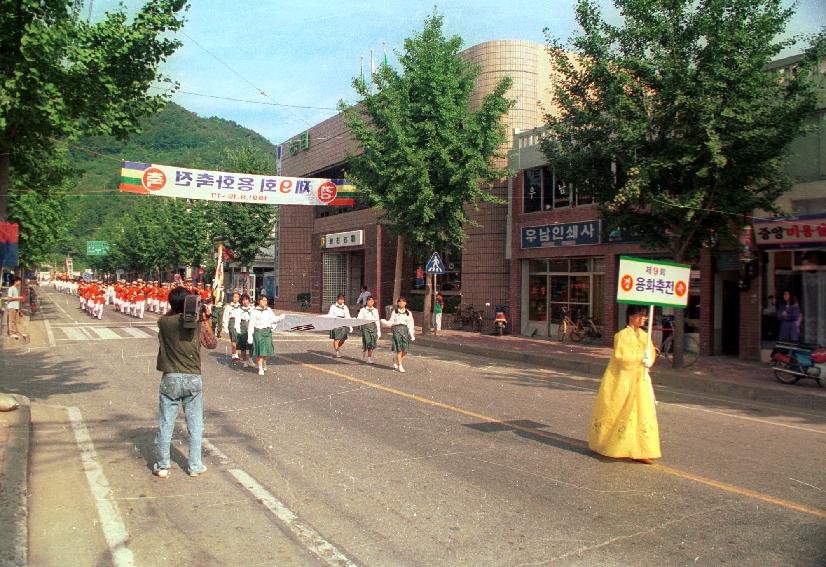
[88, 0, 826, 145]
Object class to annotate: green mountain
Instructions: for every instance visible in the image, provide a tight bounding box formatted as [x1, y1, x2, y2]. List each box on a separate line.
[64, 102, 277, 262]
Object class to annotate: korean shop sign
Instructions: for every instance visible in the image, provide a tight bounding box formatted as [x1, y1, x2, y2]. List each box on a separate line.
[616, 256, 691, 308]
[288, 131, 311, 156]
[521, 220, 601, 249]
[753, 214, 826, 249]
[119, 161, 356, 206]
[322, 230, 364, 249]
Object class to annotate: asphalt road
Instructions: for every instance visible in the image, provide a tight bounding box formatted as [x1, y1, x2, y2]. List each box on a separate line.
[2, 288, 825, 566]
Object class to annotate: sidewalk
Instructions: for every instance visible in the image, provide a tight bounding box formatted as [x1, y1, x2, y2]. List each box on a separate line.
[413, 327, 826, 412]
[0, 394, 29, 567]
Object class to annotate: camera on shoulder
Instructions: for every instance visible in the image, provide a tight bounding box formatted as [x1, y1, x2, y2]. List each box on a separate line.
[182, 294, 202, 329]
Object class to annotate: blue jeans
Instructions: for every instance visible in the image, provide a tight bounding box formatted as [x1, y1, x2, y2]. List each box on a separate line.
[154, 373, 205, 474]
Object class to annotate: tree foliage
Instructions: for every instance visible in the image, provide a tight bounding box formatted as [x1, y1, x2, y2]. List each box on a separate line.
[341, 11, 514, 251]
[543, 0, 825, 263]
[0, 0, 188, 221]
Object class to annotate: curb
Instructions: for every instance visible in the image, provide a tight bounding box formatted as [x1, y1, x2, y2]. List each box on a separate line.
[0, 394, 30, 567]
[415, 336, 826, 413]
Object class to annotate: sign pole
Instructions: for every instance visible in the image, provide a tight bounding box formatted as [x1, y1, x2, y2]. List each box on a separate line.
[646, 304, 654, 364]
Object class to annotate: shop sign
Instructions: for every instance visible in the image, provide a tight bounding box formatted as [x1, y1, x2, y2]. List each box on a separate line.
[616, 256, 691, 308]
[753, 214, 826, 249]
[322, 230, 364, 249]
[288, 131, 311, 156]
[521, 220, 601, 249]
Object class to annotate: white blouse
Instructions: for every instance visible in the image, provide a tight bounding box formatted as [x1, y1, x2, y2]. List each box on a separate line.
[233, 305, 255, 334]
[221, 302, 240, 332]
[357, 306, 382, 338]
[327, 302, 351, 319]
[247, 307, 285, 341]
[382, 309, 416, 340]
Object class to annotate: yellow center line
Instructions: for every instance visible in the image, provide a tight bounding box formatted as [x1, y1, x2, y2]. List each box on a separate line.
[277, 353, 826, 520]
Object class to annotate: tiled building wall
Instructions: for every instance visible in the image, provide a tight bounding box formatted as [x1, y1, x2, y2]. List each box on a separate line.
[277, 205, 315, 310]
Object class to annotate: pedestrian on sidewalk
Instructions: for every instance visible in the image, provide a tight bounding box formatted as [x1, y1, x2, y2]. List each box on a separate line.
[153, 287, 217, 479]
[247, 295, 284, 376]
[5, 276, 21, 339]
[588, 305, 660, 464]
[381, 297, 416, 373]
[356, 286, 371, 308]
[328, 294, 351, 358]
[777, 290, 801, 343]
[432, 291, 444, 335]
[358, 296, 381, 363]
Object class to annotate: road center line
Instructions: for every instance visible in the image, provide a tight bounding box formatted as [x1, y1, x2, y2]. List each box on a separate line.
[277, 353, 826, 520]
[67, 407, 137, 567]
[228, 468, 359, 567]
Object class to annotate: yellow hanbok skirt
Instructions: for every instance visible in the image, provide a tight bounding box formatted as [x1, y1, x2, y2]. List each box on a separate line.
[588, 326, 661, 459]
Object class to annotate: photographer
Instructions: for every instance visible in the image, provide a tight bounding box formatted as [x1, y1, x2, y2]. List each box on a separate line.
[153, 287, 216, 479]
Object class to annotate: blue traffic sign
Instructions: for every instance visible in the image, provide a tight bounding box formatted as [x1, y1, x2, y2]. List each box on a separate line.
[425, 252, 445, 275]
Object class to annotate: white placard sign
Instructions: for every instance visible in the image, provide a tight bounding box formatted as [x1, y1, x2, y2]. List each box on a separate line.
[323, 230, 364, 249]
[616, 256, 691, 308]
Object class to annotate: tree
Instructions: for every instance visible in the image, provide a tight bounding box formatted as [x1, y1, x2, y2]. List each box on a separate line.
[342, 11, 513, 327]
[214, 145, 279, 292]
[0, 0, 188, 221]
[543, 0, 825, 365]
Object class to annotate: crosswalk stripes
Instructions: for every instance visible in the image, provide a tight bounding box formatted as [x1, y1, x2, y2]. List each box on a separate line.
[53, 325, 156, 342]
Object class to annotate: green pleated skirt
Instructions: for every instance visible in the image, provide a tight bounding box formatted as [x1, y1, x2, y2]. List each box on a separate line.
[330, 326, 349, 341]
[252, 327, 274, 358]
[228, 318, 238, 343]
[361, 323, 378, 350]
[236, 321, 250, 351]
[391, 325, 411, 353]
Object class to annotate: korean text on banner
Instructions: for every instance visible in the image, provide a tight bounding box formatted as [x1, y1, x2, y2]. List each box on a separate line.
[616, 256, 691, 309]
[0, 222, 19, 268]
[119, 161, 357, 206]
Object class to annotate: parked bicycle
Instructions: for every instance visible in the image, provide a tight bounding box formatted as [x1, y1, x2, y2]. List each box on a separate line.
[653, 315, 699, 366]
[557, 307, 602, 343]
[21, 284, 39, 317]
[450, 304, 483, 332]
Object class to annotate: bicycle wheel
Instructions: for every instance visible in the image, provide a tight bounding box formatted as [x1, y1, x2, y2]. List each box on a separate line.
[557, 320, 567, 342]
[773, 361, 801, 384]
[570, 324, 586, 342]
[683, 336, 699, 367]
[658, 337, 674, 364]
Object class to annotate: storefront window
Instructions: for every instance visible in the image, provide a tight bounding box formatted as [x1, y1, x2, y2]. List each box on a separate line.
[570, 258, 590, 272]
[529, 259, 547, 273]
[522, 166, 592, 213]
[525, 257, 605, 332]
[528, 275, 548, 321]
[524, 168, 542, 213]
[548, 259, 569, 273]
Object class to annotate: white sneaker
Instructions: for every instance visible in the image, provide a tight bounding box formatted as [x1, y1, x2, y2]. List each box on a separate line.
[258, 367, 264, 376]
[393, 363, 398, 370]
[231, 355, 239, 361]
[188, 466, 207, 477]
[398, 366, 406, 373]
[153, 468, 169, 479]
[367, 356, 373, 364]
[335, 351, 341, 358]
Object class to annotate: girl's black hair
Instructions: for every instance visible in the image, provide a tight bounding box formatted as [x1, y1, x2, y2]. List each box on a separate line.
[337, 293, 346, 300]
[395, 297, 407, 314]
[240, 293, 251, 302]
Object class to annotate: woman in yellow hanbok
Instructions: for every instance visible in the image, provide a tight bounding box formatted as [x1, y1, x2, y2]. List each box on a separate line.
[588, 305, 661, 463]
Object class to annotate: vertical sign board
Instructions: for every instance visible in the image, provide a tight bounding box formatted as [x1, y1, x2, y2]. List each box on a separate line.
[616, 256, 691, 309]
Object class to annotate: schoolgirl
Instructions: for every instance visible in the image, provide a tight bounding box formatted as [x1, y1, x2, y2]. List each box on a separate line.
[328, 294, 352, 358]
[235, 294, 254, 367]
[357, 296, 381, 363]
[247, 295, 285, 375]
[222, 292, 242, 362]
[381, 297, 416, 372]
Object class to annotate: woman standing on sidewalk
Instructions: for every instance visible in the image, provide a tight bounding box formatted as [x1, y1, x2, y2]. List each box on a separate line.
[328, 294, 351, 358]
[357, 296, 381, 363]
[247, 295, 284, 376]
[777, 290, 801, 343]
[588, 305, 660, 464]
[381, 297, 415, 373]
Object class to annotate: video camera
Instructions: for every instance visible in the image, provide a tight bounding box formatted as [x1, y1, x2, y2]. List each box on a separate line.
[182, 294, 203, 329]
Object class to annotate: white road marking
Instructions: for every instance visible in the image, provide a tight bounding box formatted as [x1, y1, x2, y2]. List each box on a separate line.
[88, 327, 121, 340]
[44, 319, 56, 347]
[228, 469, 358, 567]
[67, 407, 137, 567]
[51, 296, 70, 317]
[201, 438, 231, 464]
[61, 327, 88, 341]
[121, 327, 153, 338]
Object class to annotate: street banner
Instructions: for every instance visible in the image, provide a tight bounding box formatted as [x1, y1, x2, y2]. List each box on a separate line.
[616, 256, 691, 308]
[0, 222, 19, 268]
[119, 161, 357, 206]
[277, 314, 376, 333]
[86, 241, 109, 256]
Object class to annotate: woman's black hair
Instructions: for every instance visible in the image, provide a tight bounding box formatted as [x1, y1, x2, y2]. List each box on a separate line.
[782, 290, 799, 305]
[337, 293, 345, 300]
[240, 293, 251, 303]
[625, 304, 649, 323]
[395, 297, 407, 314]
[168, 287, 189, 314]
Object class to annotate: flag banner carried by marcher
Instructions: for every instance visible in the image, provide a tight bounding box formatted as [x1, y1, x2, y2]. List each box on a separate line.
[0, 222, 19, 268]
[277, 314, 375, 333]
[119, 161, 357, 206]
[616, 256, 691, 308]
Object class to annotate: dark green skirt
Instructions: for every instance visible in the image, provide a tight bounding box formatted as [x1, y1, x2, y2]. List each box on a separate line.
[330, 326, 349, 341]
[252, 327, 274, 358]
[228, 318, 238, 343]
[391, 325, 411, 353]
[236, 321, 250, 351]
[361, 323, 378, 350]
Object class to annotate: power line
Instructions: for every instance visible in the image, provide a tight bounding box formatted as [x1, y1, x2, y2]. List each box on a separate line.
[177, 90, 338, 111]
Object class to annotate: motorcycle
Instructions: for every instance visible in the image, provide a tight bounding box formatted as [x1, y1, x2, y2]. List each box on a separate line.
[770, 342, 826, 387]
[493, 304, 508, 336]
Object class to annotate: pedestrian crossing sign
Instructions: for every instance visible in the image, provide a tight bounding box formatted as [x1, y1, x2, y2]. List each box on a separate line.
[425, 252, 445, 275]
